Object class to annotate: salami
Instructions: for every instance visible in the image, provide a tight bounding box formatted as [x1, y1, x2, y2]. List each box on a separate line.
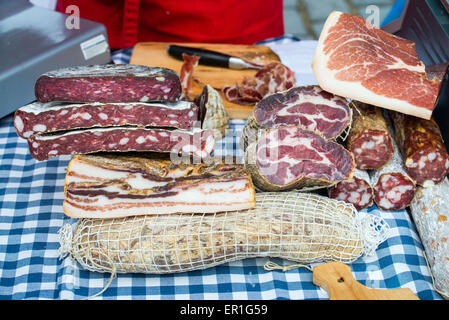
[244, 126, 355, 191]
[410, 178, 449, 298]
[312, 11, 441, 120]
[222, 62, 296, 105]
[370, 133, 416, 211]
[195, 85, 229, 139]
[63, 154, 255, 218]
[328, 168, 373, 210]
[14, 100, 199, 138]
[34, 64, 182, 103]
[390, 111, 449, 187]
[27, 127, 215, 161]
[346, 102, 394, 170]
[240, 85, 352, 151]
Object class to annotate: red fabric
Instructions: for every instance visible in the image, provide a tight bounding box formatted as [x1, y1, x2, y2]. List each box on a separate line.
[57, 0, 284, 49]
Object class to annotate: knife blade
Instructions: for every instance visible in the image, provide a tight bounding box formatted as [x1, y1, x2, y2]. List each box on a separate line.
[167, 45, 263, 70]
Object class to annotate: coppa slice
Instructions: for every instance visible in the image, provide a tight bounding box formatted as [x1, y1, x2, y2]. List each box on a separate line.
[63, 154, 255, 218]
[244, 126, 355, 191]
[35, 64, 182, 103]
[312, 11, 441, 120]
[346, 102, 394, 170]
[14, 100, 199, 138]
[240, 85, 351, 150]
[27, 127, 215, 161]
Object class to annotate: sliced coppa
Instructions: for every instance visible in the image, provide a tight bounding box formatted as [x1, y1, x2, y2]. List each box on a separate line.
[34, 64, 182, 103]
[27, 127, 215, 161]
[244, 126, 355, 191]
[346, 102, 394, 170]
[328, 168, 373, 210]
[14, 100, 199, 138]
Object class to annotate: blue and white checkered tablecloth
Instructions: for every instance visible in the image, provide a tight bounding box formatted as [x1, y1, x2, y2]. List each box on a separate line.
[0, 39, 443, 300]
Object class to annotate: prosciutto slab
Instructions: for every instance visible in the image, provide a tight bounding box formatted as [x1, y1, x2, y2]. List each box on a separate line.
[244, 126, 355, 191]
[63, 154, 256, 218]
[312, 11, 441, 120]
[14, 100, 198, 138]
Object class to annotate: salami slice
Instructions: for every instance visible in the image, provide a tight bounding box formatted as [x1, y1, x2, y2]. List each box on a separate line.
[27, 127, 215, 161]
[34, 64, 182, 103]
[244, 126, 355, 191]
[390, 111, 449, 187]
[370, 132, 416, 211]
[240, 85, 352, 151]
[328, 168, 373, 210]
[346, 102, 394, 170]
[14, 100, 199, 138]
[410, 178, 449, 298]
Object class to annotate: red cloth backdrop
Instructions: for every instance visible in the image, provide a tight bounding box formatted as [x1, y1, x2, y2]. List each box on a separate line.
[57, 0, 285, 49]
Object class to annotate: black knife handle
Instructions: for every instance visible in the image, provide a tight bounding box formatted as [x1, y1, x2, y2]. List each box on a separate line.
[167, 45, 231, 68]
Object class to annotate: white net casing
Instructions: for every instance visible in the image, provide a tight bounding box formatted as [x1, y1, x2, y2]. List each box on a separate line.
[59, 192, 388, 275]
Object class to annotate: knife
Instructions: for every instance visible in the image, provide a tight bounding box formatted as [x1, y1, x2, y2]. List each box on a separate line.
[167, 44, 263, 70]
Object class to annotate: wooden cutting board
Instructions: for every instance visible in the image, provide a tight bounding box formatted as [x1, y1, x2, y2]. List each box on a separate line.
[130, 42, 281, 119]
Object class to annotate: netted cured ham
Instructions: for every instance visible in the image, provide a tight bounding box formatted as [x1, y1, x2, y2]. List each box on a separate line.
[63, 154, 255, 218]
[312, 11, 441, 120]
[240, 85, 352, 150]
[244, 126, 355, 191]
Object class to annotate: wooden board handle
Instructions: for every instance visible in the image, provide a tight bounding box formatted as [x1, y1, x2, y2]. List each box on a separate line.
[312, 262, 419, 300]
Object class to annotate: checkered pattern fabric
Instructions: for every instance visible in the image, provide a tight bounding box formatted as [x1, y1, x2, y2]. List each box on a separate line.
[0, 38, 442, 300]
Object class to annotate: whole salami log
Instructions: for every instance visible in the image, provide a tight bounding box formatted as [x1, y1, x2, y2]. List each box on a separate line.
[410, 178, 449, 299]
[244, 126, 355, 191]
[328, 168, 373, 210]
[390, 111, 449, 187]
[14, 100, 199, 138]
[63, 154, 255, 218]
[27, 127, 215, 161]
[370, 135, 416, 211]
[34, 64, 182, 103]
[240, 85, 352, 151]
[346, 102, 394, 170]
[59, 192, 389, 275]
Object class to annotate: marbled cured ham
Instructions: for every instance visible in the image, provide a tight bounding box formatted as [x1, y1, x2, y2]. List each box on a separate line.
[27, 127, 215, 161]
[244, 126, 355, 191]
[63, 154, 255, 218]
[35, 64, 182, 103]
[240, 85, 351, 150]
[14, 100, 199, 138]
[312, 11, 441, 120]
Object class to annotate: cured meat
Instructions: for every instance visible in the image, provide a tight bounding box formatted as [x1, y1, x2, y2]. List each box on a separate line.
[346, 102, 394, 170]
[194, 84, 229, 139]
[240, 85, 351, 151]
[312, 11, 441, 120]
[14, 100, 199, 138]
[59, 192, 389, 274]
[34, 64, 182, 103]
[222, 62, 296, 105]
[63, 154, 255, 218]
[27, 127, 215, 161]
[328, 168, 373, 211]
[244, 126, 355, 191]
[410, 178, 449, 298]
[390, 111, 449, 187]
[370, 134, 416, 211]
[179, 54, 200, 99]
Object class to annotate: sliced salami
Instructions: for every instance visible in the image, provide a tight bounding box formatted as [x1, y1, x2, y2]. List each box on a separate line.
[240, 85, 351, 151]
[222, 62, 296, 105]
[370, 132, 416, 211]
[390, 111, 449, 187]
[27, 127, 215, 161]
[328, 168, 373, 210]
[34, 64, 182, 103]
[14, 100, 199, 138]
[346, 102, 394, 170]
[244, 126, 355, 191]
